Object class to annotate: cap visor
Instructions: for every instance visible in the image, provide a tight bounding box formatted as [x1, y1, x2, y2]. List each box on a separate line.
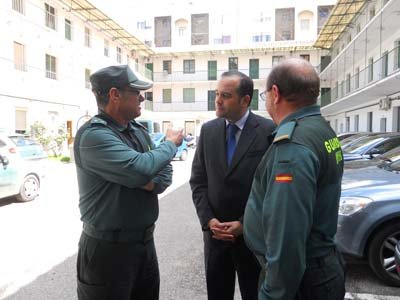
[129, 79, 153, 90]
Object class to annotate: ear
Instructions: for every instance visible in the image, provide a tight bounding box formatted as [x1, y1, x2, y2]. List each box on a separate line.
[241, 94, 251, 107]
[270, 85, 281, 104]
[108, 87, 120, 103]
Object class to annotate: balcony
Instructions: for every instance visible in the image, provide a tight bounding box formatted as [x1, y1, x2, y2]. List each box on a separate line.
[321, 45, 400, 114]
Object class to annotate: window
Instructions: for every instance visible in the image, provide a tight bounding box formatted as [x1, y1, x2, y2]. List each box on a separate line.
[65, 19, 72, 40]
[191, 13, 209, 45]
[300, 54, 310, 61]
[249, 59, 259, 79]
[163, 60, 172, 74]
[85, 69, 91, 89]
[380, 118, 387, 132]
[178, 27, 186, 37]
[162, 89, 172, 103]
[317, 5, 333, 33]
[367, 112, 373, 132]
[250, 90, 259, 111]
[155, 16, 171, 47]
[252, 34, 271, 42]
[346, 73, 351, 93]
[183, 59, 195, 74]
[345, 117, 350, 132]
[395, 40, 400, 70]
[208, 61, 217, 80]
[382, 51, 388, 78]
[15, 109, 27, 134]
[355, 67, 360, 89]
[145, 63, 153, 80]
[144, 92, 153, 101]
[104, 39, 109, 57]
[45, 54, 56, 80]
[368, 57, 374, 82]
[272, 55, 284, 66]
[369, 7, 375, 20]
[300, 19, 310, 30]
[208, 90, 216, 111]
[12, 0, 25, 14]
[84, 27, 91, 47]
[229, 57, 238, 71]
[354, 115, 359, 131]
[183, 88, 195, 103]
[45, 3, 56, 30]
[275, 8, 294, 41]
[13, 42, 26, 71]
[116, 47, 122, 63]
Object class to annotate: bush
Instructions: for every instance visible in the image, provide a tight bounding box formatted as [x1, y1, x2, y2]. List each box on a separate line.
[60, 156, 71, 163]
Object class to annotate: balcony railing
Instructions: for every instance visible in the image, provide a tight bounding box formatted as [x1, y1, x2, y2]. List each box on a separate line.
[321, 46, 400, 107]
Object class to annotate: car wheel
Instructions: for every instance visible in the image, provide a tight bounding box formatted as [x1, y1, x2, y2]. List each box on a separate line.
[180, 149, 188, 161]
[16, 174, 40, 202]
[367, 222, 400, 287]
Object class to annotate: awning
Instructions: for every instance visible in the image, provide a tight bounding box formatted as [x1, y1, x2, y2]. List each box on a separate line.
[58, 0, 154, 57]
[314, 0, 367, 49]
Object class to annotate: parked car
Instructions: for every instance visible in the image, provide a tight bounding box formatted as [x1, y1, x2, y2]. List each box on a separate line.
[340, 132, 383, 149]
[345, 145, 400, 169]
[0, 135, 46, 202]
[151, 132, 188, 161]
[342, 133, 400, 162]
[337, 159, 400, 286]
[8, 134, 47, 159]
[337, 132, 361, 141]
[396, 241, 400, 276]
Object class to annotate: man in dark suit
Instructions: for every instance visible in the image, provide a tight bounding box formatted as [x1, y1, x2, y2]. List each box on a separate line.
[190, 71, 275, 300]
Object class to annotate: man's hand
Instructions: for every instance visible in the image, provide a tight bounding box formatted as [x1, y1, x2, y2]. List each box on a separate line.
[208, 218, 235, 242]
[141, 181, 155, 192]
[219, 221, 243, 237]
[165, 129, 184, 146]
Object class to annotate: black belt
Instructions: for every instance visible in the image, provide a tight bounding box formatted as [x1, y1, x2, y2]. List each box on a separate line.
[256, 248, 337, 269]
[82, 223, 155, 243]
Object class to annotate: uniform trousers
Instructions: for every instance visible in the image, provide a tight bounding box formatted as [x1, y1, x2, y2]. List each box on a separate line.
[203, 232, 260, 300]
[77, 232, 159, 300]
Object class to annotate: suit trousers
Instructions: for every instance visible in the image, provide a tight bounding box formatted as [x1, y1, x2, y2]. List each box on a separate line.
[203, 232, 260, 300]
[77, 232, 159, 300]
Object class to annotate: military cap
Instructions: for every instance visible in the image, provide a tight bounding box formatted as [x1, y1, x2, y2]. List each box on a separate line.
[90, 65, 153, 93]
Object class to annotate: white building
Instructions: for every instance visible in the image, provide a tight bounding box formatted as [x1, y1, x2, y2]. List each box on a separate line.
[0, 0, 153, 143]
[133, 0, 336, 135]
[315, 0, 400, 133]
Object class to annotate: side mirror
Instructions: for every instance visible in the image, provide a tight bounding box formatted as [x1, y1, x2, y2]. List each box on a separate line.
[368, 148, 382, 157]
[0, 155, 9, 169]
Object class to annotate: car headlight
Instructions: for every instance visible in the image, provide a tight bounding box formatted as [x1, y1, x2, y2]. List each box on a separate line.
[339, 196, 373, 216]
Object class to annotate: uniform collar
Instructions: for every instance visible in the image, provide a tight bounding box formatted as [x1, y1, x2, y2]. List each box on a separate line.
[276, 104, 321, 131]
[97, 110, 134, 132]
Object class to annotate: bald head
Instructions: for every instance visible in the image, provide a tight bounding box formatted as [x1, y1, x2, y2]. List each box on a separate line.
[267, 58, 320, 105]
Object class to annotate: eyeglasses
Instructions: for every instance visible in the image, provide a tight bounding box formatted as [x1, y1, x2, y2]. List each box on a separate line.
[259, 90, 267, 101]
[119, 88, 141, 97]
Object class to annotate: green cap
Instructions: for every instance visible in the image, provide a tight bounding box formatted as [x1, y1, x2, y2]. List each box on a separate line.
[90, 65, 153, 93]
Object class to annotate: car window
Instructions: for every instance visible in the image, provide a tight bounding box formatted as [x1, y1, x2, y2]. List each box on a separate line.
[380, 137, 400, 153]
[388, 159, 400, 172]
[344, 136, 385, 154]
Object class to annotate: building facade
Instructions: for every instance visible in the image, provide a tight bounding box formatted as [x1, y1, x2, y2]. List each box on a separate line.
[134, 0, 335, 135]
[316, 0, 400, 133]
[0, 0, 153, 143]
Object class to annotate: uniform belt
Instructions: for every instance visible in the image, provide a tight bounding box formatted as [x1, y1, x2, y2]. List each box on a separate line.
[255, 248, 337, 269]
[82, 223, 155, 243]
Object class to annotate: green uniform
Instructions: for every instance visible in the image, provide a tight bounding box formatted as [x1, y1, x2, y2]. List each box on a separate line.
[243, 105, 344, 300]
[74, 112, 177, 231]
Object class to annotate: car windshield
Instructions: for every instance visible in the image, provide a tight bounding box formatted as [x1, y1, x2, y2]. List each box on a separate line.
[377, 146, 400, 163]
[343, 136, 384, 154]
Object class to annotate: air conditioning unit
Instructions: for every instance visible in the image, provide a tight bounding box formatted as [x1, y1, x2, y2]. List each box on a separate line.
[378, 97, 391, 111]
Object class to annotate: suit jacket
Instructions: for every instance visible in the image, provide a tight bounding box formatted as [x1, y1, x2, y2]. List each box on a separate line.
[190, 111, 275, 230]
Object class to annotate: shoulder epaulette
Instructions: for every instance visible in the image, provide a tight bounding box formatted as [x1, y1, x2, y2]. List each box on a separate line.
[273, 121, 296, 143]
[90, 117, 107, 126]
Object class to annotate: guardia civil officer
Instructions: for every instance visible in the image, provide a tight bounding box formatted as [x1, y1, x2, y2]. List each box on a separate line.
[243, 58, 345, 300]
[74, 65, 183, 300]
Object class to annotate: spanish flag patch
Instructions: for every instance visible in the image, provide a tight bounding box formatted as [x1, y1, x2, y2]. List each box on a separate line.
[275, 173, 293, 183]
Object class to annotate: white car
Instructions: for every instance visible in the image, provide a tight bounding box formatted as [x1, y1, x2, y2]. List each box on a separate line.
[0, 135, 47, 202]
